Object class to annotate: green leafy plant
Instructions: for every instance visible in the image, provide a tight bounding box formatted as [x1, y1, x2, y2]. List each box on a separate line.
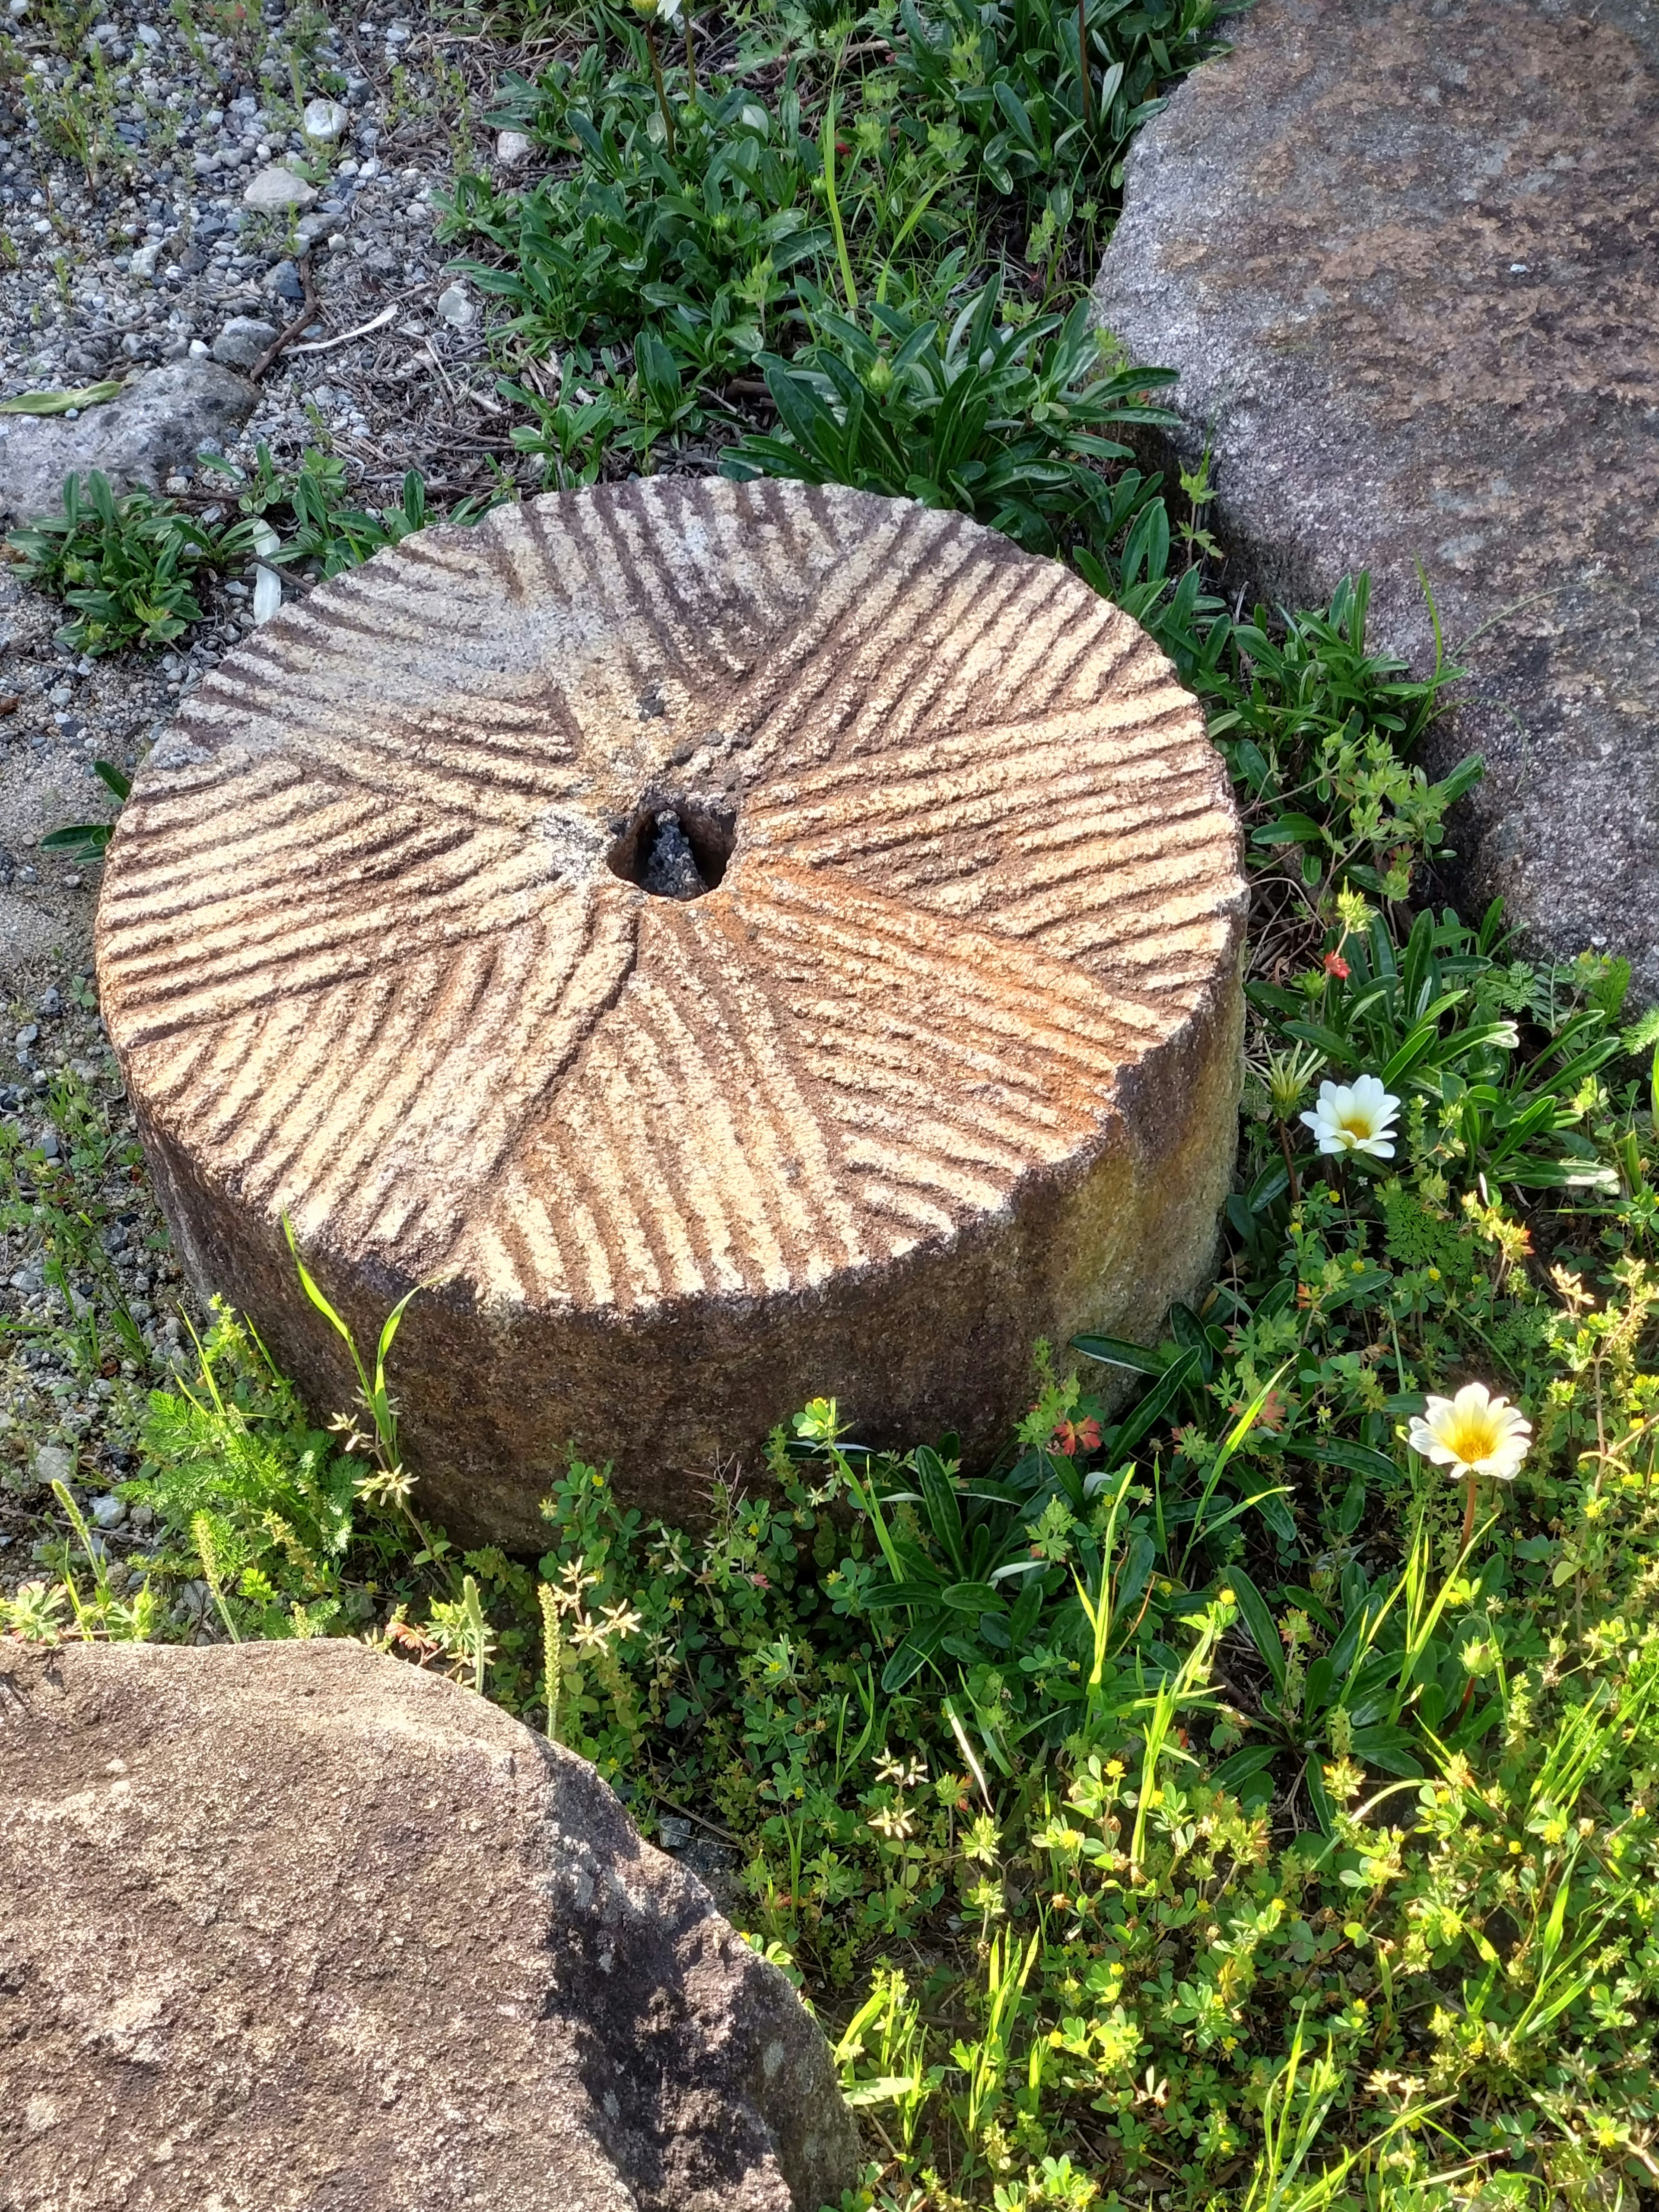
[447, 57, 833, 372]
[725, 276, 1176, 554]
[203, 444, 499, 579]
[6, 472, 255, 655]
[11, 454, 496, 664]
[0, 380, 124, 416]
[1211, 576, 1480, 903]
[890, 0, 1227, 204]
[40, 760, 131, 861]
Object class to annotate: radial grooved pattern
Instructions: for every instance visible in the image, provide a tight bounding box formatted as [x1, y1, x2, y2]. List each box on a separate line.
[97, 480, 1246, 1542]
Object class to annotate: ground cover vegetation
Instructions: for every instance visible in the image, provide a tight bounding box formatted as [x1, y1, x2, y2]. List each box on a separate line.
[6, 2, 1659, 2209]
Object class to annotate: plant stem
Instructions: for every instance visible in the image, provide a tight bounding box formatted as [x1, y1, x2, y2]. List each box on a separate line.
[540, 1580, 563, 1740]
[1461, 1469, 1478, 1556]
[1078, 0, 1092, 127]
[645, 26, 676, 155]
[1277, 1119, 1300, 1205]
[820, 92, 858, 313]
[683, 10, 697, 96]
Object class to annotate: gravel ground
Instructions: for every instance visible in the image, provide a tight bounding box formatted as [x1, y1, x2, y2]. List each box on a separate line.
[0, 0, 524, 497]
[0, 956, 188, 1606]
[0, 0, 537, 1604]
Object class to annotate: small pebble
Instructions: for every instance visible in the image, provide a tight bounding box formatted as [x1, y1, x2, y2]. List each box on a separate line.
[243, 165, 318, 213]
[302, 98, 349, 143]
[34, 1443, 74, 1486]
[211, 315, 280, 369]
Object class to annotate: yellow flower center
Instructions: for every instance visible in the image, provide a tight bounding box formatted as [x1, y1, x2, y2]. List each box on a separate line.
[1336, 1111, 1374, 1144]
[1441, 1407, 1504, 1465]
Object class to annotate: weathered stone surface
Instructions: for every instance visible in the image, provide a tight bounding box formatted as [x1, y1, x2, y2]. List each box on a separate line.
[301, 96, 349, 142]
[0, 360, 256, 523]
[1092, 0, 1659, 990]
[210, 315, 282, 370]
[95, 479, 1246, 1545]
[0, 1637, 858, 2212]
[242, 161, 318, 212]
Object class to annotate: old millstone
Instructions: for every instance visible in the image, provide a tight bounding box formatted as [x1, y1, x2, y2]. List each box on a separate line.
[0, 1638, 858, 2212]
[95, 479, 1246, 1545]
[1093, 0, 1659, 992]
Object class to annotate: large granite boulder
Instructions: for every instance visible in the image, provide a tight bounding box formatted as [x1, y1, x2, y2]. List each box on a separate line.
[94, 477, 1246, 1545]
[1093, 0, 1659, 991]
[0, 1637, 858, 2212]
[0, 360, 257, 523]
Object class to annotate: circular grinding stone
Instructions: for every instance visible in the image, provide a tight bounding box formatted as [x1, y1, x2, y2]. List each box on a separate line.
[97, 479, 1246, 1544]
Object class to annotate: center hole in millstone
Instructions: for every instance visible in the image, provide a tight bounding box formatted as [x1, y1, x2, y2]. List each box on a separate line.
[606, 798, 737, 901]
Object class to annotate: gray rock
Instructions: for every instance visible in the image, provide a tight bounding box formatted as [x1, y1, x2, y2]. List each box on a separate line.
[0, 361, 257, 524]
[1093, 0, 1659, 993]
[302, 96, 349, 141]
[210, 314, 280, 369]
[243, 162, 318, 212]
[497, 127, 534, 165]
[0, 1640, 859, 2212]
[32, 1440, 72, 1484]
[89, 1492, 127, 1526]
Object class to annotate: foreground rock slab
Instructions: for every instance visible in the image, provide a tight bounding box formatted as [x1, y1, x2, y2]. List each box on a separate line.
[0, 360, 257, 524]
[96, 478, 1245, 1543]
[0, 1638, 858, 2212]
[1093, 0, 1659, 991]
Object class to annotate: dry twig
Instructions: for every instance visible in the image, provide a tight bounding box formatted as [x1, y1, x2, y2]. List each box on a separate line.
[248, 252, 322, 382]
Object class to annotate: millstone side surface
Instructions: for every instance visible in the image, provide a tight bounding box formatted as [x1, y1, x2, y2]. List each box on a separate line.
[97, 479, 1245, 1542]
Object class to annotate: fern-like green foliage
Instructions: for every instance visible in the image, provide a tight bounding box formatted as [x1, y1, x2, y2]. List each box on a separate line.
[127, 1307, 364, 1639]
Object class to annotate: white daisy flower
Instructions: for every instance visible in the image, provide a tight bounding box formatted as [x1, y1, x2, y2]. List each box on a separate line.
[1408, 1382, 1532, 1484]
[1300, 1073, 1400, 1159]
